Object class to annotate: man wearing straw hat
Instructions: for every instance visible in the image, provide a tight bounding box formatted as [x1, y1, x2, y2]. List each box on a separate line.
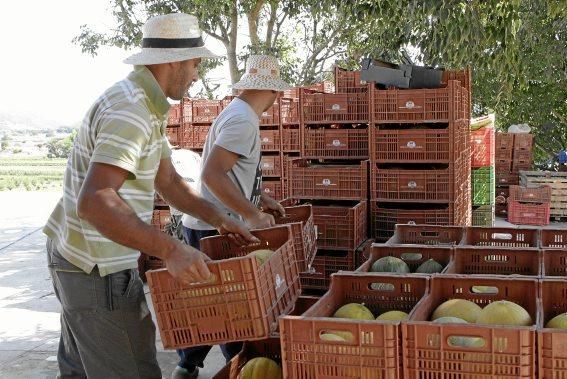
[43, 13, 258, 378]
[175, 55, 291, 378]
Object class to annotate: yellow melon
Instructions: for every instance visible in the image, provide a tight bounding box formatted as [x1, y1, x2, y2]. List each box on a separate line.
[431, 299, 482, 323]
[546, 313, 567, 329]
[476, 300, 533, 326]
[376, 310, 408, 321]
[320, 333, 348, 342]
[249, 249, 275, 266]
[333, 303, 375, 320]
[238, 357, 282, 379]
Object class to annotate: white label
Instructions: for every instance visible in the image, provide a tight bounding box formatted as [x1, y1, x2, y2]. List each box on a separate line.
[262, 137, 270, 143]
[331, 104, 341, 110]
[405, 100, 415, 109]
[262, 162, 272, 169]
[322, 178, 331, 186]
[408, 181, 417, 188]
[408, 220, 416, 225]
[204, 108, 211, 113]
[262, 111, 269, 117]
[332, 139, 342, 147]
[264, 187, 271, 193]
[275, 274, 285, 290]
[407, 141, 417, 149]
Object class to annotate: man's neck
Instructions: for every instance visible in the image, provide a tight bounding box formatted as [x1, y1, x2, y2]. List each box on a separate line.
[236, 93, 265, 119]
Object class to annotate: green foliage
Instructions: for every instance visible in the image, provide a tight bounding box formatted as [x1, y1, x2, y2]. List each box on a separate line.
[46, 130, 77, 159]
[0, 157, 66, 191]
[1, 134, 10, 151]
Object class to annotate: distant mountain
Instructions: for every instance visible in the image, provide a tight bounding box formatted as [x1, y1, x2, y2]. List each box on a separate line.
[0, 110, 76, 131]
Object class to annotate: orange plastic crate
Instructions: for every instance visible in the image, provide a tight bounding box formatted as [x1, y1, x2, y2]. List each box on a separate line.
[280, 273, 429, 379]
[167, 103, 182, 126]
[260, 102, 280, 126]
[299, 249, 356, 291]
[496, 158, 513, 172]
[470, 127, 495, 168]
[496, 171, 519, 186]
[282, 126, 300, 152]
[538, 279, 567, 379]
[165, 126, 181, 146]
[262, 179, 284, 201]
[514, 134, 534, 152]
[312, 201, 368, 251]
[302, 127, 369, 160]
[334, 66, 366, 93]
[183, 98, 223, 124]
[280, 97, 300, 125]
[357, 243, 452, 273]
[151, 208, 171, 231]
[180, 123, 210, 149]
[512, 159, 533, 173]
[387, 224, 465, 245]
[146, 226, 300, 349]
[541, 249, 567, 277]
[509, 185, 552, 203]
[404, 275, 539, 379]
[260, 155, 282, 177]
[496, 133, 515, 159]
[301, 89, 370, 124]
[446, 246, 541, 276]
[462, 226, 540, 247]
[508, 200, 551, 226]
[540, 229, 567, 249]
[260, 129, 281, 151]
[212, 337, 282, 379]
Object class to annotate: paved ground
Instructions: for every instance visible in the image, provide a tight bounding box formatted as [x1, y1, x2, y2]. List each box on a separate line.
[0, 191, 225, 379]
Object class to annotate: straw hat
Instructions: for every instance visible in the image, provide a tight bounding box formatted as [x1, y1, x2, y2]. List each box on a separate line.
[232, 55, 292, 91]
[124, 13, 220, 65]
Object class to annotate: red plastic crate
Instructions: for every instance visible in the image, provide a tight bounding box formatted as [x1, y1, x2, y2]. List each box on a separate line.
[301, 89, 370, 124]
[299, 249, 356, 291]
[212, 337, 282, 379]
[146, 225, 300, 348]
[357, 243, 452, 273]
[180, 124, 210, 149]
[260, 155, 282, 177]
[262, 179, 283, 201]
[260, 102, 280, 126]
[496, 133, 515, 158]
[289, 159, 368, 201]
[282, 82, 334, 99]
[404, 275, 539, 379]
[496, 158, 513, 172]
[165, 126, 181, 146]
[462, 226, 540, 247]
[151, 208, 171, 231]
[268, 204, 317, 273]
[539, 279, 567, 379]
[541, 249, 567, 277]
[496, 204, 508, 217]
[260, 129, 281, 151]
[513, 150, 533, 161]
[508, 200, 551, 226]
[372, 80, 468, 124]
[540, 229, 567, 249]
[312, 201, 368, 251]
[387, 224, 465, 245]
[302, 127, 369, 159]
[441, 67, 471, 94]
[354, 238, 374, 269]
[514, 133, 534, 151]
[512, 158, 532, 173]
[496, 171, 519, 186]
[470, 127, 495, 167]
[183, 98, 223, 124]
[334, 66, 366, 93]
[509, 185, 552, 203]
[167, 103, 182, 126]
[280, 97, 300, 124]
[281, 126, 300, 152]
[280, 273, 429, 379]
[370, 203, 454, 242]
[496, 186, 510, 204]
[446, 246, 540, 276]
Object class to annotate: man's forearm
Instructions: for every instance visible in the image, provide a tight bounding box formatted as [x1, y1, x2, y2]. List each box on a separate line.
[202, 171, 260, 220]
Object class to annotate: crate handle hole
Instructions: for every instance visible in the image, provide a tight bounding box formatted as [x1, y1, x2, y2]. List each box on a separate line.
[447, 336, 485, 348]
[319, 330, 353, 342]
[369, 283, 395, 291]
[471, 286, 499, 294]
[491, 233, 512, 240]
[400, 253, 423, 261]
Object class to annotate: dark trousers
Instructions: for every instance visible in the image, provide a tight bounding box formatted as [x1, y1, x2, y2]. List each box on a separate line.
[176, 227, 243, 370]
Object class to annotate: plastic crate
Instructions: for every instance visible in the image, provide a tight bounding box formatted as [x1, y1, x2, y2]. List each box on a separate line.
[302, 127, 369, 160]
[167, 103, 182, 126]
[513, 150, 533, 161]
[151, 208, 171, 231]
[260, 155, 282, 177]
[512, 158, 532, 173]
[462, 226, 540, 247]
[280, 97, 300, 125]
[472, 167, 495, 206]
[282, 126, 300, 152]
[281, 273, 429, 379]
[496, 186, 510, 204]
[446, 246, 540, 276]
[180, 124, 210, 149]
[404, 275, 539, 379]
[165, 126, 181, 146]
[183, 98, 223, 124]
[472, 205, 495, 226]
[260, 102, 280, 126]
[540, 229, 567, 249]
[514, 133, 534, 152]
[146, 226, 300, 349]
[387, 224, 465, 246]
[495, 133, 514, 158]
[268, 204, 317, 272]
[372, 80, 468, 124]
[509, 185, 552, 203]
[299, 249, 356, 291]
[508, 200, 551, 226]
[289, 159, 368, 201]
[496, 157, 512, 173]
[470, 127, 495, 168]
[313, 201, 368, 251]
[154, 192, 167, 207]
[541, 249, 567, 277]
[301, 89, 370, 124]
[496, 171, 519, 186]
[495, 204, 508, 218]
[260, 129, 281, 152]
[357, 243, 452, 273]
[334, 66, 366, 93]
[539, 279, 567, 379]
[354, 238, 374, 269]
[262, 179, 283, 201]
[370, 203, 454, 242]
[441, 67, 471, 94]
[213, 337, 281, 379]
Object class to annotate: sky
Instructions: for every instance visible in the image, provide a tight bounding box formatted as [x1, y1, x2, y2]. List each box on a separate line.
[0, 0, 227, 126]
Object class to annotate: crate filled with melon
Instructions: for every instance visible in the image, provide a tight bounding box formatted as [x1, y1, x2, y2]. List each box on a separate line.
[538, 279, 567, 378]
[146, 225, 300, 349]
[357, 243, 452, 274]
[279, 272, 428, 378]
[403, 275, 539, 378]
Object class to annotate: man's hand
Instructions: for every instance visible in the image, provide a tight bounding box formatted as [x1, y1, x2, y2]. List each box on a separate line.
[245, 211, 276, 229]
[164, 243, 212, 286]
[260, 195, 286, 217]
[216, 215, 260, 246]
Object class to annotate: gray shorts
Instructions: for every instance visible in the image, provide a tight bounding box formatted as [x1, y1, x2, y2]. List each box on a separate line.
[46, 239, 161, 378]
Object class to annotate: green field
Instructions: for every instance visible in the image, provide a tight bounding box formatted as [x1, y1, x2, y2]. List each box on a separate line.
[0, 157, 66, 191]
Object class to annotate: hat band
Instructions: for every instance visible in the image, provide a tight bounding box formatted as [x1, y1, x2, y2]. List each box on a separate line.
[142, 37, 204, 48]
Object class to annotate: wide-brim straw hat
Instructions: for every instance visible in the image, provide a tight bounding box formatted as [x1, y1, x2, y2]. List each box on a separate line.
[124, 13, 221, 65]
[232, 55, 292, 91]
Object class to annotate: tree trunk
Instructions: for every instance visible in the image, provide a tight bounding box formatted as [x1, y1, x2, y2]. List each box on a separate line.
[247, 0, 265, 49]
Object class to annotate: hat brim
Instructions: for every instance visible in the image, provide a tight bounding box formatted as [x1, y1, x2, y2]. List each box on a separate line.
[123, 47, 221, 65]
[232, 74, 292, 92]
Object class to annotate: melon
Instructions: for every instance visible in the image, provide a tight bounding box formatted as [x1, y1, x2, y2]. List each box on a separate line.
[320, 332, 348, 342]
[249, 249, 275, 266]
[546, 313, 567, 329]
[433, 317, 484, 347]
[376, 310, 408, 321]
[415, 259, 444, 274]
[431, 299, 482, 323]
[333, 303, 375, 320]
[371, 256, 410, 273]
[238, 357, 282, 379]
[476, 300, 532, 326]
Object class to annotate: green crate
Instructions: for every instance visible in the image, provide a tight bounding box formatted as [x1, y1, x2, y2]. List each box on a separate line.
[472, 167, 495, 205]
[472, 205, 495, 226]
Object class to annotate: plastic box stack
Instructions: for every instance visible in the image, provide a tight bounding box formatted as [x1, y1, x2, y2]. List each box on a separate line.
[470, 117, 495, 226]
[521, 171, 567, 221]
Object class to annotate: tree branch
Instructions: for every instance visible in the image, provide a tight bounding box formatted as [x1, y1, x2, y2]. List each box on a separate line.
[265, 1, 278, 49]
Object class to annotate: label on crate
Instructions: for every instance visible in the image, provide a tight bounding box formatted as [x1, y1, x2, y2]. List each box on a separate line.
[331, 139, 342, 147]
[408, 220, 416, 225]
[314, 225, 318, 239]
[406, 141, 417, 149]
[264, 187, 271, 193]
[331, 104, 342, 111]
[321, 179, 334, 186]
[262, 111, 269, 117]
[408, 181, 418, 189]
[262, 162, 273, 169]
[262, 137, 271, 143]
[404, 100, 418, 109]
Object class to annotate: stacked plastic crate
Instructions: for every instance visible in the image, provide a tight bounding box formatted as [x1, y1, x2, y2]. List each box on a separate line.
[287, 67, 369, 293]
[369, 70, 472, 241]
[258, 98, 285, 201]
[470, 116, 495, 226]
[178, 97, 225, 150]
[520, 171, 567, 221]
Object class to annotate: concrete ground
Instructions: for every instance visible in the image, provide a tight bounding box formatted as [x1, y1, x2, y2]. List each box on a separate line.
[0, 191, 565, 378]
